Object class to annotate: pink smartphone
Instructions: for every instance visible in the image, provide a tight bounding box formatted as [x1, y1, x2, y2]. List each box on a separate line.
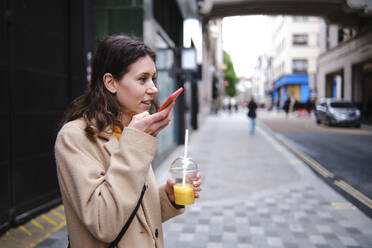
[157, 87, 183, 112]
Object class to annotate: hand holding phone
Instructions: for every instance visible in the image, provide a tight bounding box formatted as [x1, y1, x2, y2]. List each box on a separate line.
[157, 87, 183, 112]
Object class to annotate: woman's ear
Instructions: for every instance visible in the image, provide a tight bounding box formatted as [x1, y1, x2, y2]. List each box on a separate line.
[103, 73, 117, 94]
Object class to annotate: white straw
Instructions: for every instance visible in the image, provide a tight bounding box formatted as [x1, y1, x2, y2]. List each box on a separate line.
[184, 129, 189, 158]
[182, 169, 186, 186]
[182, 129, 189, 186]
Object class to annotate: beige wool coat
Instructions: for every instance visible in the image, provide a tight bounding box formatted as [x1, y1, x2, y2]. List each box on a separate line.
[55, 119, 184, 248]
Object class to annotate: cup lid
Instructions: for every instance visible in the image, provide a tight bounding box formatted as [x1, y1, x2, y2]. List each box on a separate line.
[169, 157, 198, 174]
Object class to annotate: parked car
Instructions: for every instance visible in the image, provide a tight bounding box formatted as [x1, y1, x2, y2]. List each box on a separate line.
[315, 99, 361, 127]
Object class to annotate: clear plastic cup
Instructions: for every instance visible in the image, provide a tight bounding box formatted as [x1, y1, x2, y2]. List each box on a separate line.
[169, 157, 199, 205]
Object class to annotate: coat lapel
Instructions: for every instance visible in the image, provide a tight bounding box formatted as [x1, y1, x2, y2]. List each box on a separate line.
[99, 130, 152, 234]
[98, 126, 118, 156]
[103, 136, 119, 156]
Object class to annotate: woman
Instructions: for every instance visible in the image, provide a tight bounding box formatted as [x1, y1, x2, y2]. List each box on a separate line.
[247, 97, 258, 134]
[55, 35, 202, 247]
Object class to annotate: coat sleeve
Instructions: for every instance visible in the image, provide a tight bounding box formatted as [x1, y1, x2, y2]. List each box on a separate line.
[158, 185, 185, 222]
[55, 123, 158, 242]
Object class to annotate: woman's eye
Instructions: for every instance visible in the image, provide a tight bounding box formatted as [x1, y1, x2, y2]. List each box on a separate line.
[139, 77, 146, 82]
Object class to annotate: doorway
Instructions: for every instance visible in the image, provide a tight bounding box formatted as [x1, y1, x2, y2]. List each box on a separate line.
[362, 70, 372, 123]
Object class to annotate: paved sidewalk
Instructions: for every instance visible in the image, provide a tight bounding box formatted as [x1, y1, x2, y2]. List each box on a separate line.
[156, 112, 372, 248]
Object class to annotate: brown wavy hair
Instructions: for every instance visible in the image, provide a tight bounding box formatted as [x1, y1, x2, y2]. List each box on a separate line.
[60, 35, 158, 141]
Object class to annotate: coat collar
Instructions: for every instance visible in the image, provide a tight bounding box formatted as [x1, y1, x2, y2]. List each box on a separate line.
[102, 136, 119, 156]
[97, 126, 119, 156]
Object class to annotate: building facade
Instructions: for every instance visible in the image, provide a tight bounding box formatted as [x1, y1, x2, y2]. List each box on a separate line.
[317, 21, 372, 123]
[252, 54, 273, 106]
[270, 16, 322, 106]
[202, 18, 225, 114]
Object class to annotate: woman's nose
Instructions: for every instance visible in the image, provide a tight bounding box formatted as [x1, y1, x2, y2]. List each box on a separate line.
[147, 83, 158, 95]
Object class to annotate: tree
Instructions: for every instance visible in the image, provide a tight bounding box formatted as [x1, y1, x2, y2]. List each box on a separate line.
[223, 51, 238, 97]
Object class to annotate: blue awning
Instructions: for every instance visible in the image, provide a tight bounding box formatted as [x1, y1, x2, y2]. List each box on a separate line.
[275, 74, 308, 89]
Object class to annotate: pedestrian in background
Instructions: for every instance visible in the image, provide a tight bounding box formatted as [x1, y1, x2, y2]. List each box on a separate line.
[247, 97, 258, 134]
[55, 35, 202, 248]
[306, 98, 313, 115]
[283, 98, 291, 118]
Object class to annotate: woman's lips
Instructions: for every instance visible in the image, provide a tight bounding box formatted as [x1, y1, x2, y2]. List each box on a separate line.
[141, 101, 152, 109]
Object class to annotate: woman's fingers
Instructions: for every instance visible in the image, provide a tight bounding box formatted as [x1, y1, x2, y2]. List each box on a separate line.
[193, 184, 202, 198]
[153, 110, 174, 135]
[127, 102, 174, 136]
[193, 173, 202, 187]
[147, 103, 175, 136]
[150, 102, 175, 123]
[127, 111, 151, 131]
[193, 173, 202, 198]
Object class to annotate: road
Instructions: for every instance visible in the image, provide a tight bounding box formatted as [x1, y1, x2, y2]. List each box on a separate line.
[259, 110, 372, 217]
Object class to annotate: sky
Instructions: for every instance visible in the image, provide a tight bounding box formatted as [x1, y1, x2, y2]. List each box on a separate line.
[222, 15, 271, 78]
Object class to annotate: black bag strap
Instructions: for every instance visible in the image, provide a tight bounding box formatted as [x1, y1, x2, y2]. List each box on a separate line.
[108, 184, 147, 248]
[67, 184, 147, 248]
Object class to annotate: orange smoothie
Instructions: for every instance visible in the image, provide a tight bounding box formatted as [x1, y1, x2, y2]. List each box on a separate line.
[173, 183, 194, 205]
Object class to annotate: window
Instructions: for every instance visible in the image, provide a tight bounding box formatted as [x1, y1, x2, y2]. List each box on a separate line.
[292, 59, 308, 74]
[330, 102, 354, 108]
[292, 34, 308, 46]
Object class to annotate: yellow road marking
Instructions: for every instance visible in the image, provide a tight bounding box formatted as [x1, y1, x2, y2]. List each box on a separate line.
[51, 210, 65, 220]
[41, 214, 57, 226]
[292, 148, 333, 178]
[19, 225, 32, 236]
[26, 220, 66, 248]
[331, 202, 357, 210]
[334, 180, 372, 209]
[0, 205, 67, 247]
[5, 231, 19, 242]
[31, 219, 44, 230]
